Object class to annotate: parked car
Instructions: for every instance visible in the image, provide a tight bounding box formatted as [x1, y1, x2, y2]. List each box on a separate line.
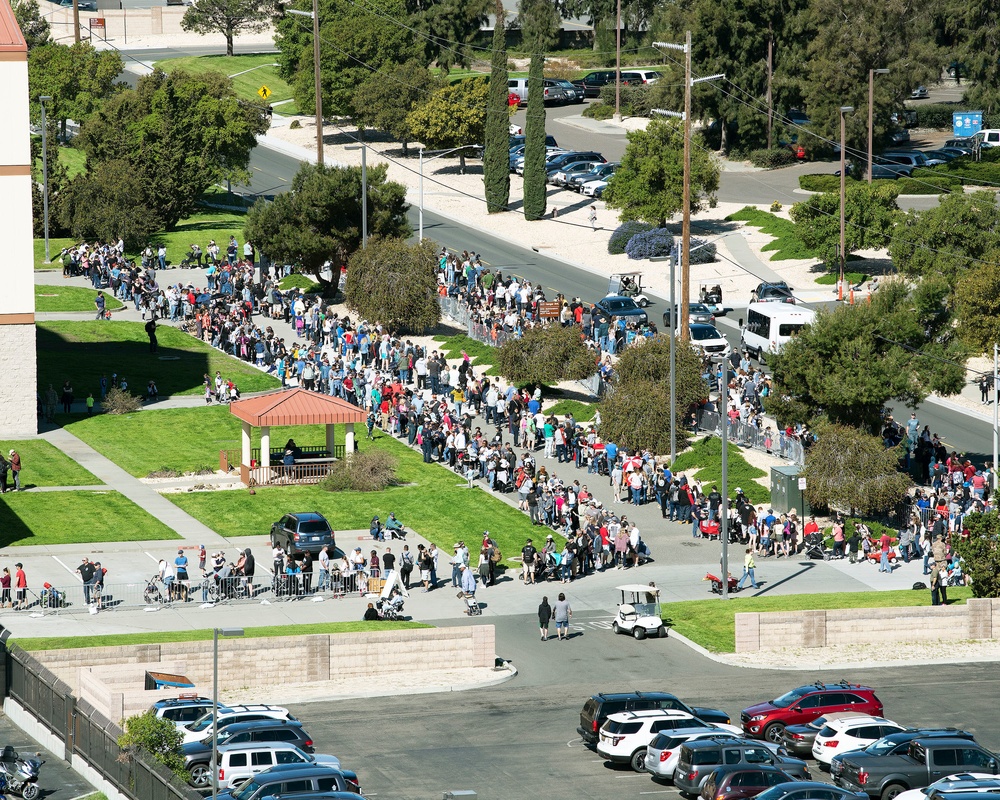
[270, 512, 335, 557]
[834, 738, 999, 800]
[646, 729, 748, 781]
[663, 303, 716, 327]
[182, 720, 315, 788]
[572, 70, 617, 98]
[542, 151, 606, 177]
[567, 161, 618, 191]
[688, 323, 731, 357]
[508, 77, 569, 106]
[509, 123, 522, 135]
[216, 765, 358, 799]
[151, 695, 214, 729]
[944, 138, 976, 151]
[215, 742, 343, 790]
[698, 764, 798, 800]
[581, 179, 609, 197]
[879, 150, 929, 174]
[974, 129, 1000, 148]
[597, 710, 740, 772]
[830, 731, 978, 782]
[753, 781, 870, 800]
[549, 160, 604, 186]
[890, 128, 911, 144]
[812, 716, 908, 766]
[513, 148, 569, 175]
[741, 682, 884, 744]
[546, 78, 585, 103]
[674, 736, 810, 794]
[895, 774, 1000, 800]
[910, 86, 929, 99]
[577, 691, 731, 746]
[750, 281, 796, 304]
[939, 147, 972, 158]
[780, 713, 874, 759]
[922, 149, 959, 163]
[635, 69, 663, 84]
[592, 295, 649, 324]
[180, 704, 295, 745]
[509, 134, 559, 150]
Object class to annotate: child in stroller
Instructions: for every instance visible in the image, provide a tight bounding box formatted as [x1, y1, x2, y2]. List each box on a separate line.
[803, 531, 829, 560]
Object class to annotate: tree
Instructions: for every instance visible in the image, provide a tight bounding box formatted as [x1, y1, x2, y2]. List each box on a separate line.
[483, 0, 511, 213]
[181, 0, 276, 57]
[889, 191, 1000, 284]
[344, 237, 440, 332]
[353, 60, 442, 155]
[953, 511, 1000, 598]
[801, 423, 911, 516]
[406, 77, 489, 171]
[27, 42, 123, 136]
[768, 279, 967, 431]
[74, 68, 269, 230]
[275, 0, 418, 118]
[494, 324, 597, 386]
[518, 0, 558, 222]
[12, 0, 49, 50]
[596, 336, 708, 454]
[789, 182, 901, 268]
[944, 0, 1000, 115]
[603, 117, 720, 227]
[954, 250, 1000, 353]
[30, 117, 69, 238]
[244, 162, 410, 289]
[117, 711, 187, 781]
[405, 0, 491, 73]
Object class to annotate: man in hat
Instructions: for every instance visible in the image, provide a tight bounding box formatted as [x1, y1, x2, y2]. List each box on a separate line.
[451, 543, 467, 587]
[521, 538, 537, 584]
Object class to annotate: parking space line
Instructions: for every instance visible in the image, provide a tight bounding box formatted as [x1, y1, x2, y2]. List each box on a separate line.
[51, 556, 78, 579]
[144, 551, 161, 564]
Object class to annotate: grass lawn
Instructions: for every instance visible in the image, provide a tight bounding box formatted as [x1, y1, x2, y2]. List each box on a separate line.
[38, 321, 280, 399]
[0, 491, 177, 547]
[725, 207, 818, 261]
[13, 620, 431, 651]
[33, 235, 78, 271]
[142, 208, 246, 266]
[433, 334, 501, 374]
[545, 399, 597, 422]
[672, 436, 769, 504]
[279, 274, 322, 293]
[0, 440, 99, 487]
[153, 54, 299, 115]
[32, 142, 87, 181]
[665, 588, 974, 652]
[35, 285, 124, 313]
[815, 272, 868, 285]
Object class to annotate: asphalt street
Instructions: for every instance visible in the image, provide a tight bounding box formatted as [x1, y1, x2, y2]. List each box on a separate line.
[0, 715, 95, 799]
[287, 612, 1000, 800]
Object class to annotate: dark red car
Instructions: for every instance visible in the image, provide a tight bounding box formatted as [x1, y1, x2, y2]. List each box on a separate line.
[740, 682, 883, 744]
[699, 765, 796, 800]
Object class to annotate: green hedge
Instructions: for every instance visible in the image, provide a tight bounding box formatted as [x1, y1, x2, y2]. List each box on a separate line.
[799, 174, 842, 192]
[582, 102, 615, 120]
[598, 83, 652, 117]
[798, 172, 959, 194]
[749, 148, 798, 169]
[912, 103, 961, 129]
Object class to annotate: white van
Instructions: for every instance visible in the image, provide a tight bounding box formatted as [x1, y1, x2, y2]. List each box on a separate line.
[740, 302, 815, 359]
[215, 742, 341, 790]
[974, 129, 1000, 148]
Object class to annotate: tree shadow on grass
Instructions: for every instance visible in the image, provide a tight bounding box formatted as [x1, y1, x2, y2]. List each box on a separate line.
[0, 501, 40, 547]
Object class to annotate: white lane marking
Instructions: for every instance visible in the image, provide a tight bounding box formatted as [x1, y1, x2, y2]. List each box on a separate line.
[51, 556, 78, 579]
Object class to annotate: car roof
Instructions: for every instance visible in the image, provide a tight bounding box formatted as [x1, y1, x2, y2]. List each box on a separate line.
[264, 794, 357, 800]
[685, 736, 760, 749]
[255, 765, 343, 780]
[223, 719, 304, 734]
[823, 715, 893, 729]
[217, 741, 306, 753]
[287, 512, 326, 521]
[690, 323, 722, 333]
[794, 682, 873, 693]
[594, 691, 681, 701]
[607, 708, 693, 721]
[153, 696, 211, 707]
[912, 737, 985, 747]
[711, 763, 789, 775]
[929, 795, 1000, 800]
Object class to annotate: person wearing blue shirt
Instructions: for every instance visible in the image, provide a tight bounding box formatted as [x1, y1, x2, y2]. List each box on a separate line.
[605, 442, 618, 463]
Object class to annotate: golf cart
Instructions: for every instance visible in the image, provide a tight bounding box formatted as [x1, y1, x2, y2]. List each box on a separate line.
[608, 272, 650, 308]
[699, 283, 724, 316]
[612, 584, 668, 640]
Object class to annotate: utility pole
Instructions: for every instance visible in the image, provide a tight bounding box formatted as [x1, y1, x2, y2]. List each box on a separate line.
[766, 28, 773, 150]
[72, 0, 80, 42]
[681, 29, 692, 341]
[614, 0, 622, 120]
[839, 106, 853, 300]
[40, 96, 52, 263]
[994, 343, 998, 492]
[311, 0, 323, 165]
[669, 243, 677, 464]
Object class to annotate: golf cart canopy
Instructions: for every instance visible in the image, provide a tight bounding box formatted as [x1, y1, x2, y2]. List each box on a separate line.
[617, 584, 660, 596]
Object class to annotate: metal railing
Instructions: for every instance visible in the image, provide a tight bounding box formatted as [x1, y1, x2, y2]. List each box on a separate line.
[694, 409, 806, 465]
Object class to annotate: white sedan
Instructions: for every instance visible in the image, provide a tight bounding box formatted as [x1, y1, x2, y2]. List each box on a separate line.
[894, 774, 1000, 800]
[812, 716, 907, 765]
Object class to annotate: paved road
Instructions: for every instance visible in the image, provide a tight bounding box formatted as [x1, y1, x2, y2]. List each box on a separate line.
[287, 612, 1000, 800]
[0, 715, 96, 799]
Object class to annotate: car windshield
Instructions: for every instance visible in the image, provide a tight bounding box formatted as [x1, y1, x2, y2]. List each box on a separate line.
[690, 304, 711, 314]
[299, 521, 330, 534]
[864, 737, 901, 755]
[631, 601, 659, 617]
[753, 786, 793, 800]
[771, 687, 812, 708]
[604, 299, 637, 312]
[690, 326, 721, 341]
[214, 728, 234, 745]
[233, 779, 263, 800]
[186, 714, 214, 732]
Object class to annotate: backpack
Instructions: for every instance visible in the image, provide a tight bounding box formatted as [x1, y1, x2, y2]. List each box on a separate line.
[912, 581, 927, 590]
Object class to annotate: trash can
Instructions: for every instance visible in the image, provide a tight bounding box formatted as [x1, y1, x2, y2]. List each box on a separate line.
[770, 465, 811, 517]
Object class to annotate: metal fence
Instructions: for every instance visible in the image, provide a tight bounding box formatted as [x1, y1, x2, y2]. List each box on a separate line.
[694, 409, 806, 466]
[4, 642, 201, 800]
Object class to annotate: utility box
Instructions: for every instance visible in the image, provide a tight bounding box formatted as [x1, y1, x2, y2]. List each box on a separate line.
[770, 465, 811, 517]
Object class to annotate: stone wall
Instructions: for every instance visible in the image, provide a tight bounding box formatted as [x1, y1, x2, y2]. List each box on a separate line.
[0, 324, 37, 436]
[735, 598, 1000, 652]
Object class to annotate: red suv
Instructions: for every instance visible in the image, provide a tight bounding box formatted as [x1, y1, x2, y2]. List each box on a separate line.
[740, 682, 883, 744]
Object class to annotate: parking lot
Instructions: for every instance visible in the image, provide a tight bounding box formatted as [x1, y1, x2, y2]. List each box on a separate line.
[0, 715, 97, 799]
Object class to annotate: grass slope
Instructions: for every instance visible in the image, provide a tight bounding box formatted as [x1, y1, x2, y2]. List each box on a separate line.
[666, 588, 974, 652]
[544, 399, 597, 422]
[0, 491, 177, 547]
[38, 321, 280, 399]
[725, 207, 817, 261]
[433, 334, 501, 374]
[0, 440, 99, 487]
[153, 54, 299, 115]
[13, 620, 431, 651]
[35, 285, 124, 313]
[672, 436, 769, 504]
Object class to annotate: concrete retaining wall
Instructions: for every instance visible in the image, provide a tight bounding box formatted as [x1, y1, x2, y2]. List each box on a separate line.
[735, 598, 1000, 652]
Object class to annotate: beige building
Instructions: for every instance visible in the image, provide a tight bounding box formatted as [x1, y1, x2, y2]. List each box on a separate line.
[0, 2, 36, 436]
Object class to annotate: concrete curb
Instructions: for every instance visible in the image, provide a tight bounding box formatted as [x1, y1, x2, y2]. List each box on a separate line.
[302, 660, 518, 702]
[923, 393, 995, 424]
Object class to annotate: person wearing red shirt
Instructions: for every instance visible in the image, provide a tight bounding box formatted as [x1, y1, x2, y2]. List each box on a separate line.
[878, 532, 893, 573]
[14, 562, 26, 610]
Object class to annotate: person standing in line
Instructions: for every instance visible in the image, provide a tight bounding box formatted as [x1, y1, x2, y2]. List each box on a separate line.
[538, 595, 552, 641]
[14, 563, 26, 610]
[76, 557, 96, 605]
[317, 545, 331, 592]
[878, 530, 893, 573]
[553, 592, 572, 640]
[0, 567, 11, 608]
[61, 380, 74, 415]
[399, 545, 414, 589]
[8, 450, 20, 492]
[198, 544, 207, 572]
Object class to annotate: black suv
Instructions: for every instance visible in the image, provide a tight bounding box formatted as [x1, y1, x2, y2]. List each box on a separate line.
[270, 512, 335, 557]
[572, 70, 616, 97]
[217, 765, 359, 799]
[182, 720, 315, 788]
[578, 691, 731, 745]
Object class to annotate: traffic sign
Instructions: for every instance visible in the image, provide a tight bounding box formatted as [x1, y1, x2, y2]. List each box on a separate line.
[258, 85, 271, 100]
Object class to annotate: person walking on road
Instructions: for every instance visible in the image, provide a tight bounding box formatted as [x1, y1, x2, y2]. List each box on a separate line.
[538, 595, 552, 641]
[736, 548, 759, 590]
[553, 592, 572, 640]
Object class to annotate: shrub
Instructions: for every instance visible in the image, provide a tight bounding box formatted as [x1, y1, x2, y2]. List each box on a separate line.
[608, 220, 654, 255]
[582, 102, 615, 120]
[688, 236, 717, 264]
[598, 83, 652, 117]
[625, 227, 674, 259]
[896, 175, 959, 194]
[749, 148, 797, 169]
[912, 103, 960, 130]
[799, 173, 844, 192]
[289, 119, 301, 129]
[770, 201, 783, 212]
[102, 387, 143, 415]
[319, 448, 399, 492]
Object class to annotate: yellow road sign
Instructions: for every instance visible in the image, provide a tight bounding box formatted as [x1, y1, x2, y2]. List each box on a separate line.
[258, 85, 271, 100]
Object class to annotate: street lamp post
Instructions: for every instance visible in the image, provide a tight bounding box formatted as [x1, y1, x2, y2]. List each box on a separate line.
[287, 5, 323, 165]
[39, 95, 52, 263]
[867, 68, 889, 184]
[345, 143, 368, 247]
[839, 106, 854, 300]
[419, 144, 480, 241]
[212, 627, 244, 800]
[716, 355, 729, 600]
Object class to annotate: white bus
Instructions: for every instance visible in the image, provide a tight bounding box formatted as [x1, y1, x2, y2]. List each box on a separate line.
[741, 302, 815, 360]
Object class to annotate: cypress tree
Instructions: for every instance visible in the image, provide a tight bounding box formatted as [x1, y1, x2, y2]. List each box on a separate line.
[522, 52, 547, 220]
[484, 0, 511, 213]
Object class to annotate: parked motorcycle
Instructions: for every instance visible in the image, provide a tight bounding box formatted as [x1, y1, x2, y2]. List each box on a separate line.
[0, 746, 42, 799]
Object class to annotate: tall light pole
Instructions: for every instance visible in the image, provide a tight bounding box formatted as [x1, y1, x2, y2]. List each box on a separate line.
[867, 68, 889, 184]
[419, 144, 480, 241]
[345, 142, 367, 247]
[614, 0, 622, 120]
[994, 344, 998, 492]
[39, 96, 52, 264]
[287, 5, 323, 165]
[839, 106, 854, 300]
[212, 627, 244, 800]
[716, 355, 729, 600]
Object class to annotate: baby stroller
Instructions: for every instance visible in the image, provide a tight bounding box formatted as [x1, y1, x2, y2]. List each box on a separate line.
[803, 531, 829, 560]
[377, 590, 405, 620]
[39, 582, 67, 608]
[457, 590, 481, 616]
